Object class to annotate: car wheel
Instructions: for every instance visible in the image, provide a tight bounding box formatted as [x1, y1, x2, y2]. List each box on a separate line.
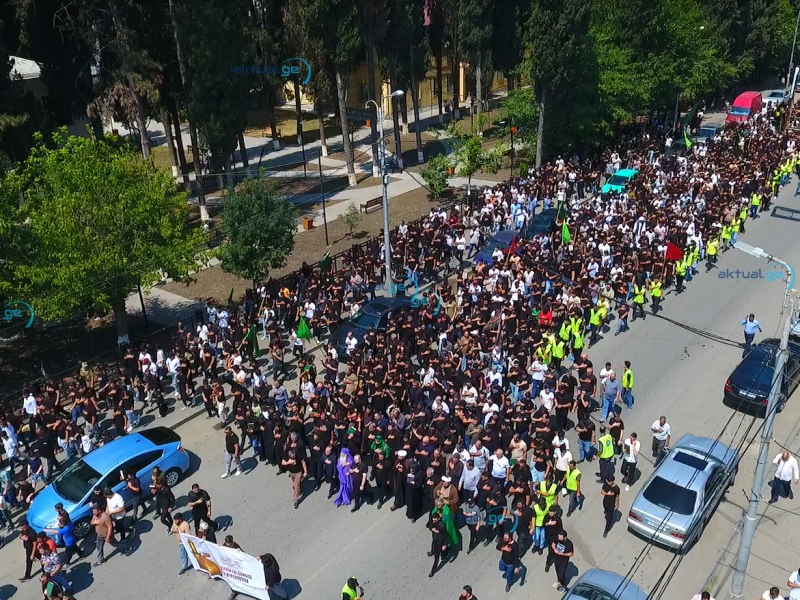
[72, 518, 92, 540]
[165, 467, 182, 488]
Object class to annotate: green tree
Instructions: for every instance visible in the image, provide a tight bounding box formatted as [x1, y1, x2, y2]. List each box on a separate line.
[341, 202, 364, 237]
[217, 177, 299, 287]
[458, 0, 493, 115]
[504, 88, 539, 145]
[420, 153, 450, 199]
[525, 0, 591, 167]
[11, 133, 207, 341]
[441, 121, 501, 196]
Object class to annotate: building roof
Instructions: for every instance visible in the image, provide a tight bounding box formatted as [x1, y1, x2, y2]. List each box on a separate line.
[9, 56, 41, 80]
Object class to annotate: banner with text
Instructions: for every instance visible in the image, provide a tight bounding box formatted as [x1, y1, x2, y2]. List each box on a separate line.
[180, 533, 269, 600]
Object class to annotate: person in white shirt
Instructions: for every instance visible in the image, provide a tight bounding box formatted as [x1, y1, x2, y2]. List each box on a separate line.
[689, 593, 715, 600]
[1, 432, 19, 472]
[621, 433, 641, 491]
[651, 416, 671, 460]
[469, 442, 490, 472]
[23, 392, 38, 418]
[104, 488, 132, 542]
[539, 386, 555, 412]
[344, 332, 358, 355]
[488, 448, 510, 484]
[461, 384, 478, 405]
[166, 352, 181, 388]
[762, 586, 782, 600]
[770, 451, 800, 504]
[482, 400, 499, 426]
[790, 569, 800, 600]
[486, 366, 503, 389]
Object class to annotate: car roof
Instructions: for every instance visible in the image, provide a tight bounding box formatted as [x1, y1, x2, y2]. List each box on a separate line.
[766, 89, 785, 97]
[733, 91, 761, 105]
[83, 432, 157, 473]
[567, 568, 649, 600]
[612, 169, 638, 178]
[493, 229, 519, 243]
[699, 123, 722, 131]
[673, 433, 737, 468]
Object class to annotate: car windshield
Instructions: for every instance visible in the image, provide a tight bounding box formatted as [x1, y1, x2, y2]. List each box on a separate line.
[348, 311, 381, 329]
[738, 351, 776, 385]
[52, 459, 102, 504]
[607, 175, 629, 186]
[768, 92, 784, 99]
[642, 476, 697, 515]
[730, 106, 750, 116]
[698, 127, 717, 138]
[481, 239, 507, 254]
[569, 583, 627, 600]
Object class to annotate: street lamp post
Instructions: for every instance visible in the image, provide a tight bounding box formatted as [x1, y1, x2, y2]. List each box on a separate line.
[366, 89, 404, 297]
[788, 7, 800, 86]
[729, 241, 797, 600]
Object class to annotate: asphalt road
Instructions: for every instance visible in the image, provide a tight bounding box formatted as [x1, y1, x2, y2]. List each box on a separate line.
[3, 181, 800, 600]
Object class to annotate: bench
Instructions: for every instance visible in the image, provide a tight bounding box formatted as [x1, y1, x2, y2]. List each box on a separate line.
[360, 196, 382, 213]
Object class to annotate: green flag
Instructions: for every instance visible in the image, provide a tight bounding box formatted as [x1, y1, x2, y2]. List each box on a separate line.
[562, 220, 571, 244]
[556, 200, 567, 222]
[297, 316, 312, 340]
[244, 324, 261, 357]
[683, 128, 692, 149]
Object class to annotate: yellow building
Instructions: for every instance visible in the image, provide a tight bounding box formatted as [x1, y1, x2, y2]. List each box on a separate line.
[287, 54, 509, 117]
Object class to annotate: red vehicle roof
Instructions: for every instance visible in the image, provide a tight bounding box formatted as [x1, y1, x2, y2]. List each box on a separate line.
[733, 91, 761, 107]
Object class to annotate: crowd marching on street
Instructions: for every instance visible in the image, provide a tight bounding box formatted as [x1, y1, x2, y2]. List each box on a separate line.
[1, 99, 799, 600]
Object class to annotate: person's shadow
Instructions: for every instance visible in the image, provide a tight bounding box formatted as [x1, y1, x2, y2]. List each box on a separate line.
[215, 515, 234, 531]
[0, 584, 17, 600]
[281, 579, 302, 599]
[565, 562, 580, 587]
[69, 562, 95, 594]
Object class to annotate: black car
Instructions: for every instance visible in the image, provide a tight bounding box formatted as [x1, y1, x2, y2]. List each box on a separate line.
[525, 207, 558, 238]
[329, 297, 410, 361]
[723, 338, 800, 414]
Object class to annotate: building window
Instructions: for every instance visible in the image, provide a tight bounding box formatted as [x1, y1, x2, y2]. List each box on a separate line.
[358, 83, 368, 102]
[445, 74, 454, 93]
[431, 78, 439, 94]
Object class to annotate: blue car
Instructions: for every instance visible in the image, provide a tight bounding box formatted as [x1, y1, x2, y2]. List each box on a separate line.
[329, 297, 410, 361]
[28, 427, 190, 539]
[473, 230, 520, 266]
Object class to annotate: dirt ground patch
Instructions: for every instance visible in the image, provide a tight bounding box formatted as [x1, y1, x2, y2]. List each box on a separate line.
[161, 186, 446, 304]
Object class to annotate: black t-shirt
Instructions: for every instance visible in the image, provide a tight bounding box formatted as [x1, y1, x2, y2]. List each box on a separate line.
[225, 433, 240, 454]
[602, 482, 620, 511]
[552, 538, 573, 564]
[188, 489, 210, 516]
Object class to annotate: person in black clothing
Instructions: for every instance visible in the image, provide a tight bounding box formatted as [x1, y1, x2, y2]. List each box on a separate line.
[198, 521, 217, 544]
[371, 450, 391, 509]
[19, 522, 37, 581]
[260, 553, 283, 600]
[551, 530, 575, 592]
[89, 486, 107, 512]
[601, 475, 621, 538]
[154, 483, 176, 533]
[187, 483, 217, 534]
[513, 500, 534, 556]
[496, 532, 525, 592]
[426, 512, 448, 579]
[124, 471, 143, 522]
[33, 427, 60, 481]
[349, 454, 368, 513]
[543, 506, 563, 573]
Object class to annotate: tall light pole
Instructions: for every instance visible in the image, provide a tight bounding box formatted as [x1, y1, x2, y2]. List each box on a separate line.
[730, 241, 797, 599]
[366, 89, 405, 297]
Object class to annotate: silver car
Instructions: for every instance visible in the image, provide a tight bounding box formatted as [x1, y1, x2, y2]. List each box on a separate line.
[765, 89, 790, 107]
[561, 568, 648, 600]
[627, 434, 738, 551]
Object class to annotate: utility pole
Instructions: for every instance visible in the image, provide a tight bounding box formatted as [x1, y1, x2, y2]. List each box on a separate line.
[730, 290, 798, 598]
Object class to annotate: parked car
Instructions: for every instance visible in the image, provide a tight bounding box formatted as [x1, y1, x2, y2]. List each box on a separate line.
[627, 434, 738, 552]
[764, 89, 790, 108]
[693, 123, 723, 144]
[726, 91, 762, 124]
[601, 168, 638, 195]
[561, 568, 648, 600]
[329, 297, 410, 360]
[28, 427, 190, 539]
[665, 138, 690, 157]
[723, 338, 800, 414]
[473, 229, 519, 265]
[525, 208, 558, 238]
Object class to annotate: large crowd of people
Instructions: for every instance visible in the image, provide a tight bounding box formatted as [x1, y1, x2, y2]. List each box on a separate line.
[0, 99, 797, 599]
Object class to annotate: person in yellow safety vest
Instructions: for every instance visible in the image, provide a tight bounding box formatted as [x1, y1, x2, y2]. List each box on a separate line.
[532, 496, 549, 553]
[342, 577, 364, 600]
[621, 360, 634, 410]
[536, 344, 551, 366]
[597, 426, 616, 481]
[571, 316, 584, 355]
[706, 236, 719, 269]
[563, 460, 583, 517]
[649, 278, 663, 314]
[750, 192, 761, 219]
[538, 474, 558, 510]
[720, 224, 732, 250]
[631, 283, 646, 322]
[550, 338, 566, 372]
[674, 257, 687, 293]
[730, 216, 741, 245]
[588, 306, 603, 348]
[558, 320, 572, 343]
